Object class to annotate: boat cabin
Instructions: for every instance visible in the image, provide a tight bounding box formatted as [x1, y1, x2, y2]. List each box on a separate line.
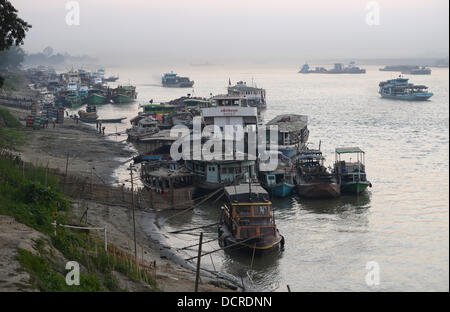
[202, 95, 258, 129]
[221, 184, 281, 248]
[334, 147, 368, 183]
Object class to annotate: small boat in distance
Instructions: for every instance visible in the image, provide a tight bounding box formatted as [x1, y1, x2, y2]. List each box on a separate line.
[218, 184, 284, 253]
[299, 61, 366, 74]
[162, 71, 194, 88]
[378, 76, 433, 101]
[334, 147, 372, 194]
[379, 65, 432, 75]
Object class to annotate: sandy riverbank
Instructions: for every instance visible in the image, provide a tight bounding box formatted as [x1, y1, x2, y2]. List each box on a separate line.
[2, 104, 133, 184]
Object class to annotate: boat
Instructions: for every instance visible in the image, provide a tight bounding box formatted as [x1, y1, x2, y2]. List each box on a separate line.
[265, 114, 309, 158]
[227, 80, 266, 109]
[171, 111, 194, 127]
[78, 105, 98, 120]
[299, 61, 366, 74]
[378, 76, 433, 101]
[334, 147, 372, 194]
[87, 89, 107, 105]
[258, 151, 295, 197]
[404, 67, 432, 75]
[111, 85, 137, 104]
[218, 184, 284, 253]
[103, 75, 119, 82]
[162, 72, 194, 88]
[65, 91, 82, 108]
[126, 117, 160, 141]
[294, 149, 340, 199]
[185, 156, 257, 191]
[380, 65, 432, 75]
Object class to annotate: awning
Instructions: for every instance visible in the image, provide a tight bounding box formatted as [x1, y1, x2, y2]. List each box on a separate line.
[335, 147, 364, 154]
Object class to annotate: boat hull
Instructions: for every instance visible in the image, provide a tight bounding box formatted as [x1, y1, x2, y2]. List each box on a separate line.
[218, 225, 284, 254]
[296, 182, 340, 199]
[267, 183, 294, 198]
[162, 81, 194, 88]
[112, 94, 134, 104]
[380, 93, 433, 101]
[341, 181, 371, 194]
[87, 94, 107, 105]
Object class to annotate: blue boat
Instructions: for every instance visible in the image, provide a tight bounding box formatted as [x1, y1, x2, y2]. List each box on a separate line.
[379, 76, 433, 101]
[258, 151, 295, 198]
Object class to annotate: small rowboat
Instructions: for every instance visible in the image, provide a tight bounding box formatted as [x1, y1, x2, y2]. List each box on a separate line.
[80, 117, 127, 124]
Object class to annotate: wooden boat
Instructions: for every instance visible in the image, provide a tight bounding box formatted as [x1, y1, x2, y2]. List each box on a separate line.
[334, 147, 372, 194]
[294, 150, 340, 199]
[218, 184, 284, 253]
[126, 117, 160, 141]
[111, 85, 137, 104]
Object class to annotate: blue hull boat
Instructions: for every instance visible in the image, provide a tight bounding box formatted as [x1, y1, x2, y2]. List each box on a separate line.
[379, 77, 433, 101]
[267, 183, 294, 198]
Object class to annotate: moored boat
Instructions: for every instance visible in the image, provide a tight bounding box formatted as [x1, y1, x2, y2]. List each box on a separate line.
[126, 117, 160, 141]
[258, 151, 295, 198]
[218, 184, 284, 253]
[334, 147, 372, 194]
[87, 89, 107, 105]
[294, 150, 340, 199]
[111, 85, 137, 104]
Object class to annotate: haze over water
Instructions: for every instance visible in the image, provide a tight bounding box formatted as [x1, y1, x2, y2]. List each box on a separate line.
[67, 64, 449, 291]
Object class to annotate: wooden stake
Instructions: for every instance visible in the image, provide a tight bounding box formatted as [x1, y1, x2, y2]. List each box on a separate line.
[194, 232, 203, 292]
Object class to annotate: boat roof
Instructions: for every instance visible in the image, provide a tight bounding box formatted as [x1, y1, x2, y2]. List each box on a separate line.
[335, 147, 364, 154]
[224, 184, 270, 204]
[228, 82, 264, 92]
[266, 114, 308, 131]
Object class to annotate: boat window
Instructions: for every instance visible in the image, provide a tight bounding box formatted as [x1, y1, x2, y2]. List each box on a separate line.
[254, 205, 268, 216]
[236, 206, 251, 216]
[240, 227, 256, 239]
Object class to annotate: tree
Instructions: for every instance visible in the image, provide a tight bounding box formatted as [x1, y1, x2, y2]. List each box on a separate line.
[0, 0, 31, 87]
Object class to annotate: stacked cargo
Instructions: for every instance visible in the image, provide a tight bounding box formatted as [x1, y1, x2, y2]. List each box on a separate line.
[26, 115, 34, 127]
[57, 108, 64, 124]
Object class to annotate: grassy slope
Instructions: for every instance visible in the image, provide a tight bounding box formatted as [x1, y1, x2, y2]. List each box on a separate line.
[0, 107, 25, 149]
[0, 111, 157, 292]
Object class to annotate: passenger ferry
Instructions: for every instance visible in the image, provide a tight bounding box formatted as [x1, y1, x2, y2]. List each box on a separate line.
[227, 80, 266, 109]
[378, 76, 433, 101]
[219, 184, 284, 253]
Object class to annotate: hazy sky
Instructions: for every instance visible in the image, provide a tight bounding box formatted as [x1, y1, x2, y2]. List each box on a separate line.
[12, 0, 450, 65]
